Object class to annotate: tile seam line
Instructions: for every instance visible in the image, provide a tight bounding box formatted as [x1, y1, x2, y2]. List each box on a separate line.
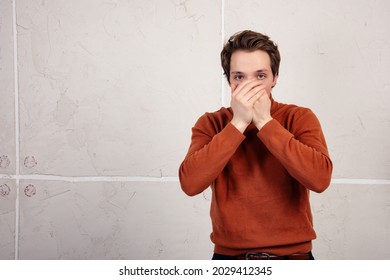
[1, 174, 390, 185]
[221, 0, 225, 107]
[331, 179, 390, 185]
[2, 174, 180, 182]
[12, 0, 20, 261]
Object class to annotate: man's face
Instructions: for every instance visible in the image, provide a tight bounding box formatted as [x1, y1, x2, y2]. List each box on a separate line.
[229, 50, 278, 93]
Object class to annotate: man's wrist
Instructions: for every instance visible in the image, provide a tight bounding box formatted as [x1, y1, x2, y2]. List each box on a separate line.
[255, 117, 273, 130]
[230, 118, 249, 133]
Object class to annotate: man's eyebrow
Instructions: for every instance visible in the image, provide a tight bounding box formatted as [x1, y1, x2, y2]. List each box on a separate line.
[230, 69, 269, 74]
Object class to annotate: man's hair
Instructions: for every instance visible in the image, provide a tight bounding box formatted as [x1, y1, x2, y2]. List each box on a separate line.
[221, 30, 281, 82]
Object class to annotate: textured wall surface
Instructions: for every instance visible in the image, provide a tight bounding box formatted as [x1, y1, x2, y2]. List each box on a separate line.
[1, 0, 389, 260]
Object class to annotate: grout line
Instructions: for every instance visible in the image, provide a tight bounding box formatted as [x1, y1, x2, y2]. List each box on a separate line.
[1, 173, 389, 185]
[13, 174, 179, 182]
[221, 0, 226, 107]
[12, 0, 20, 261]
[1, 174, 180, 182]
[221, 0, 225, 48]
[331, 178, 390, 185]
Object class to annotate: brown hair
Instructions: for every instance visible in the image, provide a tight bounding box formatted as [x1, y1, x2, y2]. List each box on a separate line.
[221, 30, 281, 82]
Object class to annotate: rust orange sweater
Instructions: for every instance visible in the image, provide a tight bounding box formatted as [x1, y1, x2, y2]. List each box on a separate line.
[179, 98, 333, 256]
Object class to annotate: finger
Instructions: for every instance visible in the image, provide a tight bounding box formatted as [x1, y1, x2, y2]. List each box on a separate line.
[254, 90, 271, 107]
[232, 79, 262, 97]
[232, 85, 261, 105]
[234, 82, 264, 103]
[238, 79, 262, 95]
[245, 85, 267, 102]
[257, 90, 269, 100]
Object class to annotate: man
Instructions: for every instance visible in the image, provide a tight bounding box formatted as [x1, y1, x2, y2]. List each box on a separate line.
[179, 30, 333, 260]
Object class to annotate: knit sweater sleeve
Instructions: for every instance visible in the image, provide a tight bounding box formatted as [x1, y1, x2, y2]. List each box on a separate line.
[257, 108, 333, 193]
[179, 113, 245, 196]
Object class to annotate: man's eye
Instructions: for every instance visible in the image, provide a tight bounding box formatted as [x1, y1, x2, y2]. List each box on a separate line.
[234, 75, 244, 81]
[257, 74, 266, 80]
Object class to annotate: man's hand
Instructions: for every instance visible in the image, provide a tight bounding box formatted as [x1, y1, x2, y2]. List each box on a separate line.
[253, 91, 272, 130]
[230, 79, 265, 133]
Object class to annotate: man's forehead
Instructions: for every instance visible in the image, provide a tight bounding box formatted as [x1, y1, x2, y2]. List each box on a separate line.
[230, 50, 272, 71]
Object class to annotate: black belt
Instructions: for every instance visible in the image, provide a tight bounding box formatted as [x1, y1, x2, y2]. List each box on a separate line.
[236, 252, 311, 260]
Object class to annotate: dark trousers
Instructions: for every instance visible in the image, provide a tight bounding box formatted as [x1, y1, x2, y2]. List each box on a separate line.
[212, 251, 315, 260]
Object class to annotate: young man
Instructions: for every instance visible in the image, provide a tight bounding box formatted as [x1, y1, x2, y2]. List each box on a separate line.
[179, 30, 333, 260]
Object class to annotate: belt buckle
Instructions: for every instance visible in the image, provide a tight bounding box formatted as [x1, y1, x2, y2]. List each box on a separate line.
[245, 252, 271, 260]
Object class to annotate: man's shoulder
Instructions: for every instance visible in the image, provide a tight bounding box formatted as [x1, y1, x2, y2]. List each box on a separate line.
[273, 101, 319, 131]
[274, 101, 313, 118]
[194, 107, 232, 131]
[200, 107, 232, 122]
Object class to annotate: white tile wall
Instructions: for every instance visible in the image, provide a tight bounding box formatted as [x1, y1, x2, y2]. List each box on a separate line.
[16, 0, 221, 177]
[0, 0, 16, 175]
[18, 180, 211, 259]
[312, 183, 390, 259]
[0, 0, 389, 259]
[0, 179, 15, 259]
[224, 0, 390, 179]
